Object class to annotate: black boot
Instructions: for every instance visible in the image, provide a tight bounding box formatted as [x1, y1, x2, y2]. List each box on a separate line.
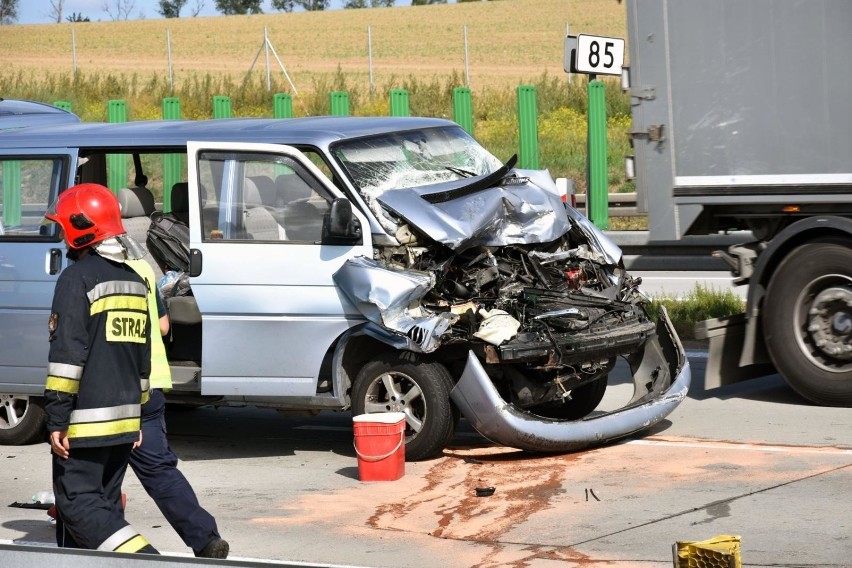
[196, 537, 229, 559]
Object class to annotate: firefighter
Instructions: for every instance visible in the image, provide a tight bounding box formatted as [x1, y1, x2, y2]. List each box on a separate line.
[124, 256, 229, 559]
[43, 183, 158, 554]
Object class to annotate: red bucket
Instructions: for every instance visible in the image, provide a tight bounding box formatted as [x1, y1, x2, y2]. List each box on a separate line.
[352, 412, 406, 482]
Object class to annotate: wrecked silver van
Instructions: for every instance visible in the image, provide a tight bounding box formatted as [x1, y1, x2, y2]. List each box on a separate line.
[0, 114, 689, 460]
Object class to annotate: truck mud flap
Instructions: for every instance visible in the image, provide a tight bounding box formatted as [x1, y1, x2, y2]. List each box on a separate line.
[450, 307, 691, 453]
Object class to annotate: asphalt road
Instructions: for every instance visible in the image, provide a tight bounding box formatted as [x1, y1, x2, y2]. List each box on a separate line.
[1, 351, 850, 567]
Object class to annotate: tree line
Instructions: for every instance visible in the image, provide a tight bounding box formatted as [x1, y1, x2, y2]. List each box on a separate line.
[0, 0, 495, 24]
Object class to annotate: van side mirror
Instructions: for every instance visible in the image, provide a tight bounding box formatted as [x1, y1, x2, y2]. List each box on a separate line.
[321, 198, 362, 245]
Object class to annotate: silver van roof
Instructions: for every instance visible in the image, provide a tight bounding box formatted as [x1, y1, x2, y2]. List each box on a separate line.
[0, 115, 455, 150]
[0, 98, 80, 130]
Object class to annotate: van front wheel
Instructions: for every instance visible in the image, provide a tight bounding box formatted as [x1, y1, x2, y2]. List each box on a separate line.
[351, 356, 455, 462]
[0, 394, 45, 445]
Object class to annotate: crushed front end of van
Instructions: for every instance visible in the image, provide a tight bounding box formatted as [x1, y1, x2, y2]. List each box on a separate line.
[331, 125, 690, 454]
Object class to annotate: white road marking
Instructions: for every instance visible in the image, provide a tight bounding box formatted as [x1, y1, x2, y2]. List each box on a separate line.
[628, 439, 852, 455]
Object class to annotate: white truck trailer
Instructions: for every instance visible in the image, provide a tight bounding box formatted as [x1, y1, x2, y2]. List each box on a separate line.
[624, 0, 852, 405]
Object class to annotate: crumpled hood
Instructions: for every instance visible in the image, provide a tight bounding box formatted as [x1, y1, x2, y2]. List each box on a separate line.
[376, 169, 572, 251]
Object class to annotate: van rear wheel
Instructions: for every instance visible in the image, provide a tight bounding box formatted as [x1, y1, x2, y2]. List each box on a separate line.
[0, 394, 45, 445]
[351, 355, 455, 461]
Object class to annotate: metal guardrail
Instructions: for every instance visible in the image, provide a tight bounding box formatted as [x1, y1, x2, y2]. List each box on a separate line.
[0, 543, 343, 568]
[574, 192, 640, 217]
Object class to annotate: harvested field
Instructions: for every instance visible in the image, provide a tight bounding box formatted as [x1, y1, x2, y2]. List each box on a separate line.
[0, 0, 627, 92]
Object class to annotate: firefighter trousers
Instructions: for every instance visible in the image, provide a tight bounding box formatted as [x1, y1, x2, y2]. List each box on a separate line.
[129, 389, 221, 555]
[53, 444, 158, 554]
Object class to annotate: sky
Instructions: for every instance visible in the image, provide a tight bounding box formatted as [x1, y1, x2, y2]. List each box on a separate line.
[16, 1, 443, 24]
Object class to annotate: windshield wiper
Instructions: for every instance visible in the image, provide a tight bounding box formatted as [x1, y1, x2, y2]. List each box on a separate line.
[423, 154, 518, 204]
[444, 165, 476, 178]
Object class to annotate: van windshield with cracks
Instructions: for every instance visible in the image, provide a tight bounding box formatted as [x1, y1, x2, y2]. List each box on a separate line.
[332, 126, 503, 201]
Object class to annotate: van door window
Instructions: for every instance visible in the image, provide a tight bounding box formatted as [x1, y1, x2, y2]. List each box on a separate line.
[197, 151, 330, 243]
[0, 158, 63, 239]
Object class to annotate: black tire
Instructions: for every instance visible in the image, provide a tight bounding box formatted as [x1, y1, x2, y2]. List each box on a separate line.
[764, 241, 852, 406]
[0, 395, 45, 445]
[351, 355, 455, 461]
[529, 376, 608, 420]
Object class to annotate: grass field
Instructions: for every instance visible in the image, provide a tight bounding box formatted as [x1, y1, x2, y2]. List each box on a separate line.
[1, 0, 627, 90]
[1, 0, 639, 196]
[1, 2, 747, 319]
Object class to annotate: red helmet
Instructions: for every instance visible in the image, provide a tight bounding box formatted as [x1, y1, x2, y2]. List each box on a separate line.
[44, 184, 125, 249]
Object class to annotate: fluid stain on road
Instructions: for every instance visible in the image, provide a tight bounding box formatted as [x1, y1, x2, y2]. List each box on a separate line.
[368, 447, 575, 541]
[250, 436, 852, 567]
[366, 446, 601, 566]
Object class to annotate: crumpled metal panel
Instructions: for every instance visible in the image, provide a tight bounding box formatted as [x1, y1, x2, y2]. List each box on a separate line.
[333, 256, 456, 352]
[450, 307, 690, 452]
[564, 207, 623, 266]
[376, 174, 571, 252]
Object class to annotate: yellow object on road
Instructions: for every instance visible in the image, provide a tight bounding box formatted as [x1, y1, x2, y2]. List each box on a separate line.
[673, 535, 741, 568]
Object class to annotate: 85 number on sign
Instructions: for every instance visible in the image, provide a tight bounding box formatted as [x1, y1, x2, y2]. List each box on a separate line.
[573, 34, 625, 76]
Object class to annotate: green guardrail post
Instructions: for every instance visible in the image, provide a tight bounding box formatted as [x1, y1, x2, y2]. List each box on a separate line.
[107, 100, 127, 192]
[162, 97, 183, 212]
[2, 160, 22, 227]
[213, 96, 232, 119]
[273, 92, 294, 177]
[330, 91, 350, 117]
[517, 85, 539, 170]
[389, 89, 410, 117]
[587, 79, 608, 230]
[53, 101, 72, 112]
[273, 93, 293, 119]
[452, 87, 473, 134]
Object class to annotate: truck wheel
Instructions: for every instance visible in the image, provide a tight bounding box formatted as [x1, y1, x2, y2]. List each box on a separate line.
[0, 395, 45, 445]
[764, 241, 852, 406]
[351, 356, 455, 461]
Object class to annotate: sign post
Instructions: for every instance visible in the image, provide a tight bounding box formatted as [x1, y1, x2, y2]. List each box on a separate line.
[564, 33, 625, 230]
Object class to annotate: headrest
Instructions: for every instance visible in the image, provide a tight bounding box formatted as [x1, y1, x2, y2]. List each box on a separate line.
[170, 182, 189, 213]
[249, 175, 276, 206]
[275, 174, 312, 203]
[117, 187, 155, 218]
[243, 178, 263, 207]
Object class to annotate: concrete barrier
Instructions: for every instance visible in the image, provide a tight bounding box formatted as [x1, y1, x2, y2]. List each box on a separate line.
[0, 543, 350, 568]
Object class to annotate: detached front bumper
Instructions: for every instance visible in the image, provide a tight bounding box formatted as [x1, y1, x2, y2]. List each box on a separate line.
[450, 306, 690, 453]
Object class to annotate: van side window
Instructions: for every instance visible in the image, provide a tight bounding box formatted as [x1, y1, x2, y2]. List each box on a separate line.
[0, 158, 63, 239]
[197, 151, 330, 243]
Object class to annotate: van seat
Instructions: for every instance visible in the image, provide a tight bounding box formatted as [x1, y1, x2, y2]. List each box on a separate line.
[275, 174, 325, 241]
[243, 178, 286, 241]
[170, 182, 190, 226]
[163, 182, 202, 331]
[117, 187, 163, 281]
[249, 175, 277, 208]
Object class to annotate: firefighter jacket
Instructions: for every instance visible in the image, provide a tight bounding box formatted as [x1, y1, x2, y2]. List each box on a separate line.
[44, 252, 151, 448]
[125, 258, 172, 390]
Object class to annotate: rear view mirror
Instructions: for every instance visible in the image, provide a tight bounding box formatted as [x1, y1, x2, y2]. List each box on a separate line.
[322, 198, 362, 245]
